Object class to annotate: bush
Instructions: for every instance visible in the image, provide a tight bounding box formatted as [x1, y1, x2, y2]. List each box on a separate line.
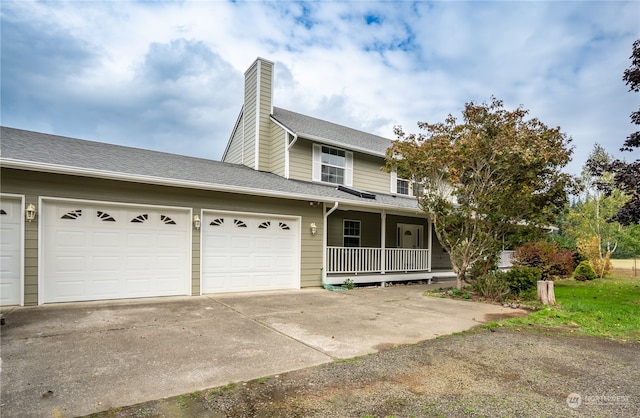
[470, 271, 510, 302]
[512, 241, 576, 279]
[573, 260, 597, 281]
[504, 266, 542, 297]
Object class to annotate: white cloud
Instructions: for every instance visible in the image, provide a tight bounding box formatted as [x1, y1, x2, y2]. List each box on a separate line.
[1, 0, 638, 174]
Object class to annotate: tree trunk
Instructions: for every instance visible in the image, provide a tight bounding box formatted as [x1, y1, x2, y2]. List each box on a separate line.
[537, 280, 556, 305]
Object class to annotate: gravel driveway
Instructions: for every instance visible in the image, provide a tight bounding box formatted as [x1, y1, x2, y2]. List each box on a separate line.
[88, 327, 640, 417]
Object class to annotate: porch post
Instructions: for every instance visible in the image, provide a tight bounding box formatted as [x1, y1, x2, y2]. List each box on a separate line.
[381, 210, 386, 274]
[428, 218, 433, 271]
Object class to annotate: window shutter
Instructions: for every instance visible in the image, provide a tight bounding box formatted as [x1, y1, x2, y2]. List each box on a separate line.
[312, 144, 321, 182]
[345, 151, 353, 187]
[390, 171, 397, 194]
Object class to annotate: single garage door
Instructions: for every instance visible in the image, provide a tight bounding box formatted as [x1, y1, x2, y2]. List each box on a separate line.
[42, 200, 191, 303]
[201, 211, 300, 293]
[0, 196, 23, 306]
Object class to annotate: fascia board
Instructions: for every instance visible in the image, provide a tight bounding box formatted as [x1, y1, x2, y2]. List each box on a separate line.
[297, 132, 388, 158]
[1, 158, 420, 214]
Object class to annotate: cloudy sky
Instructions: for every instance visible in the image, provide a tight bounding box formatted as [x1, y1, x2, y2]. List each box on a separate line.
[1, 1, 638, 175]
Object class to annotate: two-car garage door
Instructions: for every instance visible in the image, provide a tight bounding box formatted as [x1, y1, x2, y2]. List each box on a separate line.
[42, 200, 191, 303]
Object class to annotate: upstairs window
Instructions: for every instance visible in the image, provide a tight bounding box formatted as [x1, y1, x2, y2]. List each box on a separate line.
[396, 179, 410, 195]
[313, 144, 353, 186]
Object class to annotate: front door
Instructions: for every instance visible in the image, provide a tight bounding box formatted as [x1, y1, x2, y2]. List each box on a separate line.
[398, 224, 423, 249]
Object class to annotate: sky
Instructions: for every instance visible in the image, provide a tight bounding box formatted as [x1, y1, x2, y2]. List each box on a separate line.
[1, 1, 639, 176]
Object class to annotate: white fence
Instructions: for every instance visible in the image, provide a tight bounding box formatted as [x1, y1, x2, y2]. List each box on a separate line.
[327, 247, 431, 274]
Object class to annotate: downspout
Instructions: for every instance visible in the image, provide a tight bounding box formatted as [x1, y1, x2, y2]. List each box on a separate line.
[284, 133, 298, 179]
[322, 202, 339, 287]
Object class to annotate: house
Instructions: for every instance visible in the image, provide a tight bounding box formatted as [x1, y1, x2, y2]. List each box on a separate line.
[0, 57, 453, 307]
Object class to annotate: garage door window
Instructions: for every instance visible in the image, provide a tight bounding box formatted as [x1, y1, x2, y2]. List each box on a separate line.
[210, 218, 224, 226]
[61, 209, 82, 220]
[97, 211, 116, 222]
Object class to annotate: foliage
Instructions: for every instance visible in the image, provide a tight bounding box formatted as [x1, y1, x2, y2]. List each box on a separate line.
[511, 241, 576, 279]
[576, 235, 612, 278]
[342, 278, 355, 290]
[573, 260, 597, 281]
[500, 275, 640, 341]
[503, 266, 542, 296]
[608, 39, 640, 225]
[386, 97, 575, 289]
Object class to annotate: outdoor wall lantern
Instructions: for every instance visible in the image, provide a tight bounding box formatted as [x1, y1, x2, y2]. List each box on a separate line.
[25, 203, 37, 222]
[310, 222, 317, 236]
[193, 214, 201, 230]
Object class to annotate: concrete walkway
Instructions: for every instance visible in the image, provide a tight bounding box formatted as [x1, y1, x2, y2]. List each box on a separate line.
[0, 283, 526, 417]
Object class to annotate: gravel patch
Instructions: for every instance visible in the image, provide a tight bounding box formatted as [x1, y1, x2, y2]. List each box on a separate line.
[86, 327, 640, 418]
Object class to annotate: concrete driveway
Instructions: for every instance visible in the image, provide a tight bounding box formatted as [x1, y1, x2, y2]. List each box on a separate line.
[0, 283, 525, 417]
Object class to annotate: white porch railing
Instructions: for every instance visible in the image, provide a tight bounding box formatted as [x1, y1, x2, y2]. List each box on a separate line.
[499, 250, 515, 268]
[327, 247, 431, 274]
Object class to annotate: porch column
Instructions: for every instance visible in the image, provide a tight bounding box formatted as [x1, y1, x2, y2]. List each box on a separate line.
[381, 210, 386, 274]
[428, 218, 433, 271]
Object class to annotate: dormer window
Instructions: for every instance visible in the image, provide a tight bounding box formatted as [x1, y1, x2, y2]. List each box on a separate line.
[312, 144, 353, 186]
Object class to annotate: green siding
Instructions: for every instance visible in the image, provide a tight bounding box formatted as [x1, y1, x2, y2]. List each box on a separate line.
[327, 210, 382, 248]
[1, 168, 325, 305]
[270, 123, 286, 177]
[258, 62, 273, 171]
[223, 113, 245, 164]
[352, 153, 390, 194]
[288, 138, 313, 181]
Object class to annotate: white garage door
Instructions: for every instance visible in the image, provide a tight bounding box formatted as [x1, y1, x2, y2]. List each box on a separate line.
[42, 200, 191, 303]
[201, 211, 300, 293]
[0, 196, 23, 306]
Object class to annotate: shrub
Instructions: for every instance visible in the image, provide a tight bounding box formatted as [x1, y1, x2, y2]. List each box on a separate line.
[512, 241, 576, 279]
[470, 271, 510, 302]
[576, 235, 612, 278]
[573, 260, 597, 281]
[504, 266, 542, 297]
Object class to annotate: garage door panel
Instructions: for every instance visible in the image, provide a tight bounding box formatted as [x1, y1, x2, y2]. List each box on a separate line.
[202, 212, 300, 294]
[42, 201, 190, 303]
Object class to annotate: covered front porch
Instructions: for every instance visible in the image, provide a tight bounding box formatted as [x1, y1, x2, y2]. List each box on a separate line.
[322, 208, 455, 285]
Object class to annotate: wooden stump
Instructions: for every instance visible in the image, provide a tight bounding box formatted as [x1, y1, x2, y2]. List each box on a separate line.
[537, 280, 556, 305]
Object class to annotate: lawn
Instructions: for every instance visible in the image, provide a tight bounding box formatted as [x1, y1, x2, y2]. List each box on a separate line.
[498, 273, 640, 341]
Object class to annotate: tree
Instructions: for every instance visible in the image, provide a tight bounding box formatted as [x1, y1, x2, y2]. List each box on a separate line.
[386, 98, 574, 289]
[565, 144, 628, 277]
[610, 39, 640, 225]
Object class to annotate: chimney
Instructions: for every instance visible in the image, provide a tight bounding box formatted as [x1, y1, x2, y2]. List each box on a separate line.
[243, 57, 273, 170]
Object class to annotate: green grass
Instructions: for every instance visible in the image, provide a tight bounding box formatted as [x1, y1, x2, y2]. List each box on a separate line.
[496, 275, 640, 341]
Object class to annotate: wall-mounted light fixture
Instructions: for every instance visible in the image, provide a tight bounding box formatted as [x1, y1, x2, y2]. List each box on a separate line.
[310, 222, 317, 236]
[193, 214, 201, 230]
[25, 203, 36, 222]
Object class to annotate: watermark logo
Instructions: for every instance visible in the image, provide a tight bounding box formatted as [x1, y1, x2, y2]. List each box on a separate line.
[567, 392, 630, 408]
[566, 393, 582, 409]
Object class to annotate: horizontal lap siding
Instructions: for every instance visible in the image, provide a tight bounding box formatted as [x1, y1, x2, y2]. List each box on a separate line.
[1, 169, 325, 304]
[288, 138, 313, 181]
[352, 153, 389, 194]
[243, 71, 257, 169]
[270, 124, 286, 177]
[223, 113, 245, 164]
[258, 63, 272, 172]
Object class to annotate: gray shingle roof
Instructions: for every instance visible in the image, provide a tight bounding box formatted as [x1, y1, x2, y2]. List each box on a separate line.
[272, 107, 391, 156]
[0, 126, 421, 213]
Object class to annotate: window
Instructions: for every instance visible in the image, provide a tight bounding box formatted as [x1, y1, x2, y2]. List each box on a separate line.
[312, 144, 353, 186]
[396, 179, 409, 195]
[343, 220, 361, 247]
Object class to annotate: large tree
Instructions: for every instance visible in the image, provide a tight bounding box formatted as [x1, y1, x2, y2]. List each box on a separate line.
[610, 39, 640, 225]
[386, 98, 574, 289]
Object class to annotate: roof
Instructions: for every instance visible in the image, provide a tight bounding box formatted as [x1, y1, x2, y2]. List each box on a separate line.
[272, 107, 392, 156]
[0, 126, 421, 214]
